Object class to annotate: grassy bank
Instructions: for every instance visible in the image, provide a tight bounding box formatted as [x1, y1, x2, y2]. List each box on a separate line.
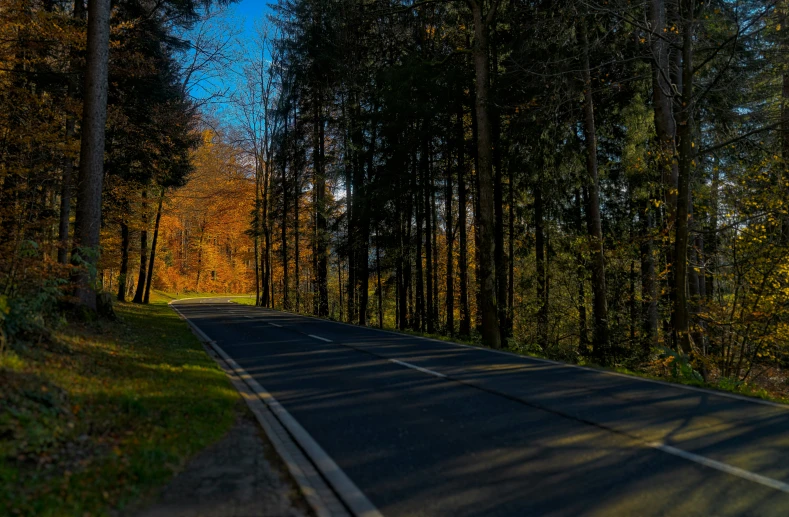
[0, 297, 239, 516]
[153, 291, 254, 302]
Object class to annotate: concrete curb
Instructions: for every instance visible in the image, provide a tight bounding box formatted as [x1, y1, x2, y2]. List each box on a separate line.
[169, 300, 382, 517]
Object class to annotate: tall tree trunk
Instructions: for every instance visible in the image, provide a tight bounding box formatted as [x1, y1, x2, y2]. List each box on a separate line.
[195, 226, 204, 290]
[294, 162, 301, 313]
[458, 108, 471, 337]
[338, 240, 343, 320]
[650, 0, 679, 224]
[403, 174, 413, 330]
[282, 136, 289, 310]
[414, 152, 425, 332]
[117, 221, 129, 302]
[580, 21, 610, 362]
[72, 0, 111, 311]
[261, 157, 271, 307]
[641, 206, 659, 357]
[651, 0, 679, 347]
[507, 157, 515, 337]
[357, 110, 372, 326]
[446, 135, 455, 336]
[397, 165, 406, 330]
[493, 106, 507, 345]
[254, 156, 261, 305]
[315, 97, 329, 317]
[783, 69, 789, 242]
[535, 172, 547, 349]
[376, 226, 383, 329]
[674, 3, 695, 355]
[345, 96, 356, 322]
[470, 0, 501, 348]
[431, 182, 439, 326]
[422, 136, 434, 333]
[132, 190, 148, 304]
[575, 190, 589, 353]
[705, 162, 718, 300]
[58, 114, 75, 265]
[143, 188, 164, 304]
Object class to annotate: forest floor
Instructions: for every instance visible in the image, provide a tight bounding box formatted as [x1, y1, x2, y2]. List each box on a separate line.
[0, 292, 304, 516]
[230, 298, 789, 406]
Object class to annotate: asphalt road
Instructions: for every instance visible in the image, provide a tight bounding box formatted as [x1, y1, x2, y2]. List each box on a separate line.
[173, 297, 789, 517]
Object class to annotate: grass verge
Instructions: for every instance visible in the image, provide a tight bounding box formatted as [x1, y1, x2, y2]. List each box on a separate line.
[0, 298, 239, 516]
[153, 291, 254, 302]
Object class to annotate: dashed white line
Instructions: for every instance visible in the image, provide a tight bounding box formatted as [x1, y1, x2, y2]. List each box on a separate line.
[270, 323, 283, 328]
[389, 359, 447, 378]
[649, 442, 789, 493]
[173, 299, 789, 497]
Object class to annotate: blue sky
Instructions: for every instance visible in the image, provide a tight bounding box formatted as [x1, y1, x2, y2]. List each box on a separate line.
[229, 0, 274, 39]
[182, 1, 275, 110]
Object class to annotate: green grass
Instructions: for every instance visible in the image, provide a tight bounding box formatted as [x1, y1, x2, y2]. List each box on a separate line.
[601, 363, 789, 404]
[152, 291, 254, 302]
[0, 298, 240, 516]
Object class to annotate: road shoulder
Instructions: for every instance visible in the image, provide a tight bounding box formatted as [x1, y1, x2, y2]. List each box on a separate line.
[130, 410, 310, 517]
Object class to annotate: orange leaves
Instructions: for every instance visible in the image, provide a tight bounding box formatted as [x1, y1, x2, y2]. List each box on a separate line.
[155, 135, 256, 293]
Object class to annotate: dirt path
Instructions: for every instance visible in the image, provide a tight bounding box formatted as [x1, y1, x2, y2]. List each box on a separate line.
[131, 412, 310, 517]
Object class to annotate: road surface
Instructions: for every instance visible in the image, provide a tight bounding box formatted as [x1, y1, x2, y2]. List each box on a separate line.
[173, 297, 789, 517]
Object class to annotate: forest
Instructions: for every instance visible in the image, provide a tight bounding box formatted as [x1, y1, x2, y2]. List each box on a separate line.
[3, 0, 789, 395]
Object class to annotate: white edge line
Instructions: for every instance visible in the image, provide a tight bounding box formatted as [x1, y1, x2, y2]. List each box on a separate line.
[390, 359, 447, 379]
[308, 334, 333, 343]
[209, 299, 789, 410]
[207, 348, 331, 517]
[650, 442, 789, 494]
[178, 295, 789, 409]
[170, 298, 789, 498]
[169, 301, 383, 517]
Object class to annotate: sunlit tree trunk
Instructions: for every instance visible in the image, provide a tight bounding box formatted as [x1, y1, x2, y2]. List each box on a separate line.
[132, 190, 149, 304]
[143, 188, 165, 304]
[117, 221, 129, 302]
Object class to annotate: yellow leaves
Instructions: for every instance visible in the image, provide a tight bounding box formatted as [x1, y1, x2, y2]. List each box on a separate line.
[778, 24, 782, 32]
